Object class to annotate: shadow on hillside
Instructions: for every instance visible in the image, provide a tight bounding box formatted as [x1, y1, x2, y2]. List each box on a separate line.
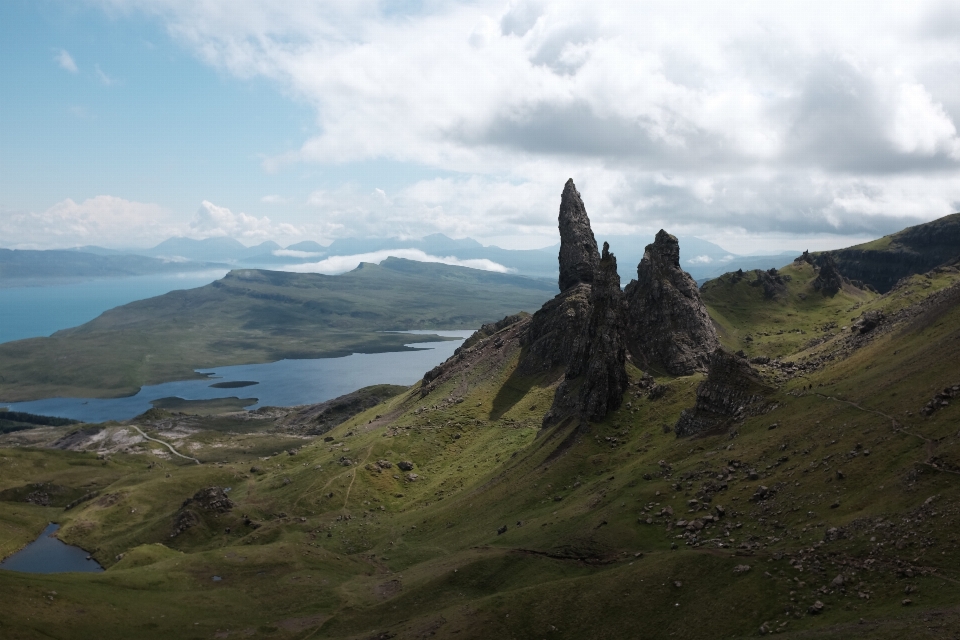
[490, 353, 558, 421]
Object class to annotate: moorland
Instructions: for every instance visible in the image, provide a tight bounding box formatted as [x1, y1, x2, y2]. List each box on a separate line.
[1, 187, 959, 639]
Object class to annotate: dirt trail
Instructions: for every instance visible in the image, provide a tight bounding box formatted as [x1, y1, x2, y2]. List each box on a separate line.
[814, 393, 958, 476]
[342, 444, 374, 511]
[130, 425, 200, 464]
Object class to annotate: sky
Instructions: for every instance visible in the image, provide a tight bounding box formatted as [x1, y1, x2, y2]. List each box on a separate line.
[2, 0, 960, 255]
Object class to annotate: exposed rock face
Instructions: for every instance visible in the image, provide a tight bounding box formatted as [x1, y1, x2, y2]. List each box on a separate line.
[624, 230, 719, 375]
[557, 179, 600, 292]
[544, 243, 628, 425]
[812, 254, 848, 296]
[518, 284, 592, 376]
[825, 212, 960, 293]
[674, 349, 774, 437]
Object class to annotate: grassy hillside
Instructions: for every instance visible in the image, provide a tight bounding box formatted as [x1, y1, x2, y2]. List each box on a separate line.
[0, 259, 556, 402]
[1, 261, 959, 638]
[701, 262, 875, 358]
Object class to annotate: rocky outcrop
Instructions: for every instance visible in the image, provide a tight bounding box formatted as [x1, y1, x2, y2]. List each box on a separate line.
[557, 179, 600, 292]
[752, 268, 789, 299]
[674, 349, 774, 437]
[812, 254, 847, 296]
[544, 243, 628, 425]
[624, 230, 719, 375]
[518, 284, 592, 375]
[172, 486, 234, 537]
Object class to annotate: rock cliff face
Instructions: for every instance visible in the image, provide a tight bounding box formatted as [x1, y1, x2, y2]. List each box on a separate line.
[825, 212, 960, 293]
[674, 349, 774, 437]
[544, 243, 628, 426]
[518, 284, 592, 376]
[623, 230, 719, 375]
[557, 179, 600, 292]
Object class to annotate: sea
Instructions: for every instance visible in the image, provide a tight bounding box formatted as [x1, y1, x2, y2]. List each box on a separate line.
[0, 274, 472, 422]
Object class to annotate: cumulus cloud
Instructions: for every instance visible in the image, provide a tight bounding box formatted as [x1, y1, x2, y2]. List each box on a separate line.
[56, 49, 78, 73]
[87, 0, 960, 251]
[280, 249, 513, 275]
[0, 196, 177, 249]
[189, 200, 301, 241]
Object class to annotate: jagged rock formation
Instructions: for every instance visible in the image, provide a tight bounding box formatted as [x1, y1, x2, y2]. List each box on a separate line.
[557, 179, 600, 292]
[812, 254, 848, 296]
[674, 349, 774, 437]
[518, 284, 592, 376]
[520, 180, 600, 376]
[753, 268, 790, 299]
[623, 230, 719, 375]
[544, 243, 628, 426]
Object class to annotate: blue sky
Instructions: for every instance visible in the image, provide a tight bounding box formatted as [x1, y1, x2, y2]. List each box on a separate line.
[2, 1, 960, 253]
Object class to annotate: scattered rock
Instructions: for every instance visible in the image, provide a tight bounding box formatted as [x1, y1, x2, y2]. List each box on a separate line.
[808, 600, 825, 615]
[397, 461, 415, 471]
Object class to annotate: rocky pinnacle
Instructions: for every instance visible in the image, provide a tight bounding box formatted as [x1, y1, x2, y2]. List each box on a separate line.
[557, 179, 600, 292]
[624, 229, 719, 375]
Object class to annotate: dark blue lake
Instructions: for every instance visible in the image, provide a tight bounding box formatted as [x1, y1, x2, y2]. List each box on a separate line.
[2, 331, 473, 423]
[0, 523, 104, 573]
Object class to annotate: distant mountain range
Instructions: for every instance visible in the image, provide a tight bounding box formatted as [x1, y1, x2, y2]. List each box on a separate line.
[0, 248, 228, 285]
[10, 233, 799, 284]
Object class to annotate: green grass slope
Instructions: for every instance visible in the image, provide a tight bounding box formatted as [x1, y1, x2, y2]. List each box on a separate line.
[1, 266, 959, 638]
[701, 262, 875, 359]
[0, 259, 556, 402]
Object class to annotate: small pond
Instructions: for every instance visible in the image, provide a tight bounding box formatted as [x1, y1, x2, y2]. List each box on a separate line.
[0, 523, 104, 573]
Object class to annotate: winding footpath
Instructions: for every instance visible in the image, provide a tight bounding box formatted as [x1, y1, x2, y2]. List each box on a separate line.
[130, 425, 201, 464]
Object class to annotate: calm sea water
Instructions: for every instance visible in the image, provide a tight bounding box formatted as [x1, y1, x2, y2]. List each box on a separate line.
[0, 271, 227, 344]
[2, 331, 472, 423]
[0, 523, 104, 573]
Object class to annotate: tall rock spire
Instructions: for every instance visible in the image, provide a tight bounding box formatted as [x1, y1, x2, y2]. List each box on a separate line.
[557, 179, 600, 292]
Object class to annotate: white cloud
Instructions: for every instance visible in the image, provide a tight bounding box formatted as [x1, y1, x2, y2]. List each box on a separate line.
[272, 249, 323, 258]
[280, 249, 513, 275]
[0, 196, 177, 249]
[687, 255, 713, 265]
[83, 1, 960, 250]
[56, 49, 78, 73]
[189, 200, 302, 241]
[260, 194, 287, 204]
[94, 64, 117, 85]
